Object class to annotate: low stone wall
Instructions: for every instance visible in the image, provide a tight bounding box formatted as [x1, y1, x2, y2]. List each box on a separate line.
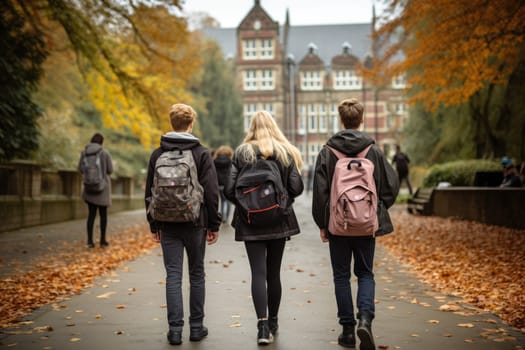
[432, 187, 525, 229]
[0, 161, 144, 232]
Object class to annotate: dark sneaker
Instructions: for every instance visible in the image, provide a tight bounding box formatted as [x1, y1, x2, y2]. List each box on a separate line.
[189, 326, 208, 341]
[257, 320, 273, 345]
[357, 318, 375, 350]
[100, 241, 109, 247]
[87, 242, 95, 248]
[269, 316, 278, 335]
[167, 329, 182, 345]
[338, 325, 356, 348]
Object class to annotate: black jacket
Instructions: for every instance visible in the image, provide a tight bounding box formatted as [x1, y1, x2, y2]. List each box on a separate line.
[312, 129, 399, 236]
[144, 133, 221, 233]
[224, 148, 304, 241]
[213, 154, 232, 187]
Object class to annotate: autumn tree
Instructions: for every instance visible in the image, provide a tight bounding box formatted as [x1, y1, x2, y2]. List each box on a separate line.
[3, 0, 200, 150]
[194, 40, 244, 149]
[0, 0, 47, 160]
[373, 0, 525, 161]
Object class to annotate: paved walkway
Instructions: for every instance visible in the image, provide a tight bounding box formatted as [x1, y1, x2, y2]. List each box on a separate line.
[1, 195, 524, 349]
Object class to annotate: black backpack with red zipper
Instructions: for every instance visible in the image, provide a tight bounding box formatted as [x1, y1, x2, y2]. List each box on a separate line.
[234, 156, 289, 227]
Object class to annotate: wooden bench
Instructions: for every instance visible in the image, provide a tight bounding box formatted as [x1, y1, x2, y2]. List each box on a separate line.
[407, 187, 435, 215]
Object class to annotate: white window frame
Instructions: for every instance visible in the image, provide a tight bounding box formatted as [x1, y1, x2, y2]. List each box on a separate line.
[319, 104, 327, 132]
[244, 104, 257, 130]
[260, 70, 274, 90]
[392, 74, 406, 89]
[308, 104, 317, 132]
[330, 103, 339, 133]
[300, 71, 323, 90]
[243, 70, 258, 90]
[242, 39, 274, 60]
[260, 39, 274, 59]
[243, 39, 257, 60]
[333, 70, 362, 90]
[298, 105, 306, 135]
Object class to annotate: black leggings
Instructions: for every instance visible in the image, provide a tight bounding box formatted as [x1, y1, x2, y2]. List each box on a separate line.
[244, 238, 286, 319]
[87, 202, 107, 243]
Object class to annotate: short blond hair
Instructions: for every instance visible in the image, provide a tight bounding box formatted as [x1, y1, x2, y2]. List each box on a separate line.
[169, 103, 196, 131]
[338, 98, 364, 129]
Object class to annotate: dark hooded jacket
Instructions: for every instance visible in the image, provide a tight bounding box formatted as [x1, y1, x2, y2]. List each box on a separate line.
[78, 142, 113, 207]
[312, 129, 399, 236]
[144, 132, 221, 233]
[213, 154, 232, 188]
[224, 146, 304, 241]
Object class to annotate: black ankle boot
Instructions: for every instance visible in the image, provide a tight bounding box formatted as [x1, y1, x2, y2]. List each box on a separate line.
[257, 320, 273, 345]
[357, 317, 375, 350]
[338, 324, 356, 348]
[269, 316, 278, 335]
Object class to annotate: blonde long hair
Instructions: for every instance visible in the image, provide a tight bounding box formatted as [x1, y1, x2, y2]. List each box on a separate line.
[236, 110, 303, 171]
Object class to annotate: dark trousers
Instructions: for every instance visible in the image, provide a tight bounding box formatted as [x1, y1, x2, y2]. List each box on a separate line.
[328, 235, 376, 326]
[86, 203, 107, 244]
[244, 238, 286, 319]
[398, 173, 413, 195]
[160, 225, 206, 330]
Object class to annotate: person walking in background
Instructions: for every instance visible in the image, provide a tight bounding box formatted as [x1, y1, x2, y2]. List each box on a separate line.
[213, 145, 234, 223]
[78, 132, 113, 248]
[145, 103, 221, 346]
[500, 157, 522, 187]
[392, 144, 413, 195]
[312, 98, 399, 350]
[224, 110, 304, 345]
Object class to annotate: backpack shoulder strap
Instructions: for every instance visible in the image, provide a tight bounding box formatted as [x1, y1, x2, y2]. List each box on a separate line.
[326, 145, 346, 160]
[357, 144, 373, 158]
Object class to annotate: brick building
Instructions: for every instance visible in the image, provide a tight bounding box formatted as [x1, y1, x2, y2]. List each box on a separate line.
[203, 0, 408, 166]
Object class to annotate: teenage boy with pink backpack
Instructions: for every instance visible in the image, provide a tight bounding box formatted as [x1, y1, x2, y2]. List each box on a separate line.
[312, 98, 399, 350]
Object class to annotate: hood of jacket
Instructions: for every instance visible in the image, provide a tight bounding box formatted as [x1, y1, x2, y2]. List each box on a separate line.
[214, 154, 231, 169]
[326, 129, 374, 155]
[160, 132, 200, 151]
[84, 143, 103, 155]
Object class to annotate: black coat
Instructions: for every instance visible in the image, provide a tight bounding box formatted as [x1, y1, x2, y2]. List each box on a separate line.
[213, 154, 231, 187]
[312, 129, 399, 236]
[224, 150, 304, 241]
[144, 133, 221, 233]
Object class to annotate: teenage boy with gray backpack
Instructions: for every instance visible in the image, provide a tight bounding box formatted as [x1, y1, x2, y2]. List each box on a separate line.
[312, 98, 399, 350]
[145, 103, 221, 346]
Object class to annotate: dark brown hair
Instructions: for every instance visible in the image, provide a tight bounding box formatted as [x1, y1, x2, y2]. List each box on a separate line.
[338, 98, 364, 129]
[90, 133, 104, 145]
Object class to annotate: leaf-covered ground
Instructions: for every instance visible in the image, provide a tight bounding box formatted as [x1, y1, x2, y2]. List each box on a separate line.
[0, 223, 156, 328]
[380, 210, 525, 332]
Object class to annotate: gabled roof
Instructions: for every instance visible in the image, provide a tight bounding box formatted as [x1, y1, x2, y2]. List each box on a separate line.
[202, 22, 372, 66]
[238, 1, 279, 31]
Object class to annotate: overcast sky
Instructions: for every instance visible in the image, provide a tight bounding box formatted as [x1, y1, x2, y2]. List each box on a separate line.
[180, 0, 385, 28]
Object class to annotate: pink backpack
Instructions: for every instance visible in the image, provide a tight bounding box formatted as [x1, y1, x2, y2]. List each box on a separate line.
[327, 145, 378, 237]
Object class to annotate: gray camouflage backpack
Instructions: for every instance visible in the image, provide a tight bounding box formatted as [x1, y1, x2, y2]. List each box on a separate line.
[148, 148, 203, 223]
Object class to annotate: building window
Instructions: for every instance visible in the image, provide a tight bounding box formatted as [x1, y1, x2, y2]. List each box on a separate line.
[260, 70, 274, 90]
[300, 71, 323, 90]
[261, 103, 274, 114]
[243, 69, 275, 91]
[330, 103, 339, 133]
[243, 70, 258, 90]
[333, 70, 362, 90]
[319, 104, 327, 132]
[392, 74, 406, 89]
[242, 39, 274, 60]
[308, 104, 317, 132]
[395, 102, 407, 113]
[244, 104, 257, 130]
[298, 105, 306, 135]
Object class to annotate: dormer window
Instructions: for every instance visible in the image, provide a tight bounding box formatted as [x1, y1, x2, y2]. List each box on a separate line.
[392, 74, 407, 89]
[300, 70, 323, 90]
[333, 70, 362, 90]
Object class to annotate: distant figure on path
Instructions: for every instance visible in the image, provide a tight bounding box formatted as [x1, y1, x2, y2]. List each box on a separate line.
[78, 132, 113, 248]
[312, 98, 399, 350]
[392, 144, 413, 195]
[213, 145, 234, 223]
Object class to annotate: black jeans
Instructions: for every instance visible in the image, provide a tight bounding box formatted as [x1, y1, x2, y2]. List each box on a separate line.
[244, 238, 286, 319]
[329, 235, 376, 326]
[86, 202, 107, 244]
[160, 224, 206, 330]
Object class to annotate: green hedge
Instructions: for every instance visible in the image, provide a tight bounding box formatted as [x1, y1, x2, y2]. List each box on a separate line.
[422, 159, 501, 187]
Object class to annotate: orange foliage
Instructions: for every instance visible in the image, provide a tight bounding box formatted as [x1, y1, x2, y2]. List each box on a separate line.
[372, 0, 525, 111]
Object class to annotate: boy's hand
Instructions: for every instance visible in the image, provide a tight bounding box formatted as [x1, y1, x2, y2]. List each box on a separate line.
[151, 232, 160, 243]
[207, 230, 219, 245]
[320, 228, 328, 243]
